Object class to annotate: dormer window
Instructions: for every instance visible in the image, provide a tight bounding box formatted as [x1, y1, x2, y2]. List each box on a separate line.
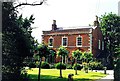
[48, 37, 53, 47]
[76, 35, 82, 47]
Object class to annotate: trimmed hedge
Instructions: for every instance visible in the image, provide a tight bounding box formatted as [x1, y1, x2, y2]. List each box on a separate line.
[73, 63, 83, 70]
[89, 61, 104, 70]
[41, 62, 50, 69]
[55, 62, 66, 69]
[66, 64, 73, 69]
[28, 62, 36, 68]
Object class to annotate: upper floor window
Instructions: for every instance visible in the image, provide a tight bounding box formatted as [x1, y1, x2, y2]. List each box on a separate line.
[76, 35, 82, 47]
[48, 37, 53, 47]
[62, 37, 67, 47]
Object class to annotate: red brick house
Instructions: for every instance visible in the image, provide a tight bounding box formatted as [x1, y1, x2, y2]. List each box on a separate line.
[42, 16, 104, 63]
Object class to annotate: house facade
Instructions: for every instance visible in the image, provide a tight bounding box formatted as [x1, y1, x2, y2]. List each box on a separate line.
[42, 16, 104, 63]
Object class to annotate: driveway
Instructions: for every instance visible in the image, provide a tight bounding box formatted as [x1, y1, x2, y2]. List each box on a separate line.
[94, 70, 114, 81]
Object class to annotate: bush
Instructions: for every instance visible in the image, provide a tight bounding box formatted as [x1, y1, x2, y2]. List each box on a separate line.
[66, 64, 73, 69]
[28, 62, 36, 68]
[41, 62, 50, 69]
[89, 61, 104, 70]
[114, 59, 120, 81]
[55, 62, 66, 69]
[50, 64, 55, 69]
[73, 63, 83, 70]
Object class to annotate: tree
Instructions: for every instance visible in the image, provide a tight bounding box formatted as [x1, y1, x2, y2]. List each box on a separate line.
[100, 13, 120, 68]
[72, 49, 82, 75]
[57, 46, 69, 63]
[48, 48, 56, 63]
[57, 46, 69, 78]
[82, 52, 93, 63]
[35, 43, 50, 81]
[100, 12, 120, 80]
[2, 2, 35, 80]
[82, 52, 93, 73]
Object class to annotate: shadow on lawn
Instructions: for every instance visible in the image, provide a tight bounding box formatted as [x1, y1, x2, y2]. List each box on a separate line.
[28, 74, 94, 81]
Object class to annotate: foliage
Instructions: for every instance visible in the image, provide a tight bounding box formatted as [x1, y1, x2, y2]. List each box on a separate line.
[100, 13, 120, 79]
[2, 2, 35, 80]
[89, 61, 104, 70]
[37, 43, 50, 58]
[72, 49, 82, 59]
[50, 64, 56, 69]
[114, 59, 120, 81]
[73, 63, 83, 70]
[28, 62, 36, 68]
[66, 64, 73, 69]
[82, 52, 93, 63]
[57, 46, 68, 77]
[100, 13, 120, 58]
[57, 46, 69, 57]
[41, 62, 50, 69]
[55, 62, 66, 69]
[72, 50, 83, 74]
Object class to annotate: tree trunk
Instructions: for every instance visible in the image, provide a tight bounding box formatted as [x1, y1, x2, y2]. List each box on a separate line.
[60, 65, 62, 78]
[59, 55, 62, 78]
[75, 58, 77, 75]
[38, 58, 41, 81]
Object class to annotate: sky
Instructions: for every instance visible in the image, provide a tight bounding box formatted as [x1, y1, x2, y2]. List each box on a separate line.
[17, 0, 120, 43]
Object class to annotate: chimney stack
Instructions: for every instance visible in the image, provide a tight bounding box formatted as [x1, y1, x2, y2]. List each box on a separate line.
[52, 20, 57, 31]
[94, 16, 99, 27]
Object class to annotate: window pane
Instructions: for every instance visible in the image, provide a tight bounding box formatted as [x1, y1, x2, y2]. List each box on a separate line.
[63, 38, 67, 46]
[49, 38, 53, 46]
[77, 37, 82, 46]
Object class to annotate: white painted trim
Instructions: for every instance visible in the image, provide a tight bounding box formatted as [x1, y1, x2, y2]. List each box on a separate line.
[48, 37, 54, 47]
[89, 34, 92, 52]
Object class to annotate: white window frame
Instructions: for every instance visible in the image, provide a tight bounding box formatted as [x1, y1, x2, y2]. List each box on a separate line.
[98, 40, 101, 49]
[48, 37, 54, 47]
[62, 37, 68, 47]
[76, 35, 82, 47]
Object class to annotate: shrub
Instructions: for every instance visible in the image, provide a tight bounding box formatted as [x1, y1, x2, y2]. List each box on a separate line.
[28, 62, 36, 68]
[66, 64, 73, 69]
[114, 59, 120, 81]
[73, 63, 83, 70]
[55, 62, 66, 69]
[41, 62, 50, 69]
[89, 61, 104, 70]
[35, 61, 39, 68]
[50, 64, 55, 69]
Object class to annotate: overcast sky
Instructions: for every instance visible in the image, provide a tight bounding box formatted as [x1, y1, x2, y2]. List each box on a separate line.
[17, 0, 120, 43]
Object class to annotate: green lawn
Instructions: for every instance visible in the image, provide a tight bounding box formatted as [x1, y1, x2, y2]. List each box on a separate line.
[27, 68, 107, 81]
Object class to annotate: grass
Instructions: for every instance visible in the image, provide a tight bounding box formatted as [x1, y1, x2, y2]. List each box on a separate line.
[27, 68, 107, 81]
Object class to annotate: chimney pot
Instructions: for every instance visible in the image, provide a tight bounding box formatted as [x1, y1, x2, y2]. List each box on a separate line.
[94, 15, 99, 27]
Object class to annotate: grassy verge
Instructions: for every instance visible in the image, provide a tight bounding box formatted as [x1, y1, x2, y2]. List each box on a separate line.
[27, 68, 107, 81]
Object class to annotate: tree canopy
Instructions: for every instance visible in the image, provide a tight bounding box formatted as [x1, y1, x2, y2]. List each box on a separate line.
[72, 49, 82, 59]
[2, 2, 35, 80]
[100, 13, 120, 58]
[57, 46, 69, 57]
